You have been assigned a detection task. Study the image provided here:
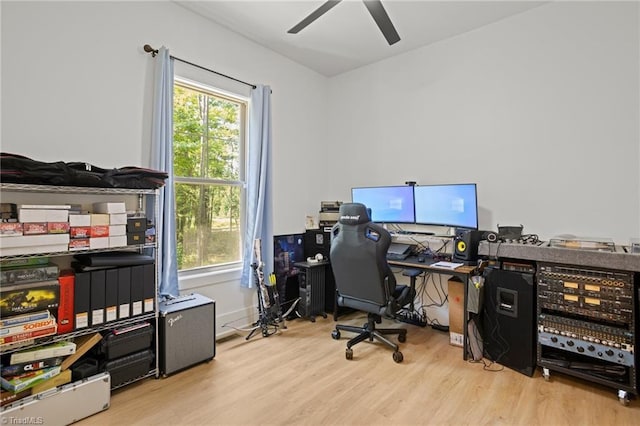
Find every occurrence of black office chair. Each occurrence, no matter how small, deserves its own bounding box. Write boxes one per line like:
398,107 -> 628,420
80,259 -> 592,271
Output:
329,203 -> 414,363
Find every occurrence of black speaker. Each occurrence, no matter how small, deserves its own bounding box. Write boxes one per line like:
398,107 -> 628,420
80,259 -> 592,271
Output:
304,229 -> 331,259
452,230 -> 483,263
482,268 -> 536,376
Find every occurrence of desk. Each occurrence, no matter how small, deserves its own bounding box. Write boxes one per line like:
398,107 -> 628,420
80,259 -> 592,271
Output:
388,256 -> 477,360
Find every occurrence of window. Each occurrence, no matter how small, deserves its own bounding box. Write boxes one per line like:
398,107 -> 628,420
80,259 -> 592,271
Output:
173,79 -> 246,271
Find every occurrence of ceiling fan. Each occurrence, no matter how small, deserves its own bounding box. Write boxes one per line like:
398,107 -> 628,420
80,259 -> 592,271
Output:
287,0 -> 401,46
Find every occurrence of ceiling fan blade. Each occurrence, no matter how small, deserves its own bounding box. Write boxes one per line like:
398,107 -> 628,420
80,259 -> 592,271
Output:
288,0 -> 342,34
363,0 -> 400,45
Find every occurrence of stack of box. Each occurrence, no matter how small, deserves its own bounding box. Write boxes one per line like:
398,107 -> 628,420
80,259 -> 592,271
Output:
0,333 -> 104,407
126,216 -> 146,246
0,205 -> 71,255
0,260 -> 62,349
92,202 -> 127,248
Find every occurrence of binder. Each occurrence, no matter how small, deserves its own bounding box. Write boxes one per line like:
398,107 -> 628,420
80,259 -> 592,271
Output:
130,265 -> 144,317
142,263 -> 155,313
74,271 -> 91,330
90,270 -> 106,326
105,268 -> 119,323
117,267 -> 131,319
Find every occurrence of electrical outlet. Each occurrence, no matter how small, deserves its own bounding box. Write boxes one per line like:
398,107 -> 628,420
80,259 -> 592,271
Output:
449,332 -> 464,347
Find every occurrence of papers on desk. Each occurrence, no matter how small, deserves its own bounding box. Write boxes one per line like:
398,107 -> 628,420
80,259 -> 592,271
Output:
431,261 -> 464,270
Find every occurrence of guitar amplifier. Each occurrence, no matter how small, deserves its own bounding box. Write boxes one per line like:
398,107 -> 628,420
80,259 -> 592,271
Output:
159,293 -> 216,376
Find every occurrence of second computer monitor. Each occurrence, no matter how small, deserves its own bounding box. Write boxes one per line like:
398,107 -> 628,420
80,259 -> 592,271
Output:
351,185 -> 415,224
414,183 -> 478,229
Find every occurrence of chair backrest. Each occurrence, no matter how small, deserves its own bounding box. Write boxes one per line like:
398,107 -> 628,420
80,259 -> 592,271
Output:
330,203 -> 395,314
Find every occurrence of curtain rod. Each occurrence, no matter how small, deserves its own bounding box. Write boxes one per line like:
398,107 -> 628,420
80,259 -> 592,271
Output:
144,44 -> 257,90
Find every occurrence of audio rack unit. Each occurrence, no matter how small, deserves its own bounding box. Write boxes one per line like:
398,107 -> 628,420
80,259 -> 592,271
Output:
536,262 -> 637,405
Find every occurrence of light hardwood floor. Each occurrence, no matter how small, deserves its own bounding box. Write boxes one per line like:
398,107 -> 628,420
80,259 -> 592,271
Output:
78,312 -> 638,425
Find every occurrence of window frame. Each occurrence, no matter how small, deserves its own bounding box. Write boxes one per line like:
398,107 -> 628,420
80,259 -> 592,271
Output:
173,77 -> 248,277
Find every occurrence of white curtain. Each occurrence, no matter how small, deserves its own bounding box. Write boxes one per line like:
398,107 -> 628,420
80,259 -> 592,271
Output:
150,46 -> 179,297
241,85 -> 273,287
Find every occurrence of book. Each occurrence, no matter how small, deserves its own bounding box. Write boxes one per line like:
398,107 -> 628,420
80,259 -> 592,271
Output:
0,257 -> 50,268
0,280 -> 60,317
60,332 -> 103,371
1,357 -> 64,378
0,310 -> 50,328
0,263 -> 59,285
431,261 -> 464,270
18,204 -> 72,210
1,316 -> 56,337
0,319 -> 57,346
0,366 -> 61,392
10,341 -> 76,364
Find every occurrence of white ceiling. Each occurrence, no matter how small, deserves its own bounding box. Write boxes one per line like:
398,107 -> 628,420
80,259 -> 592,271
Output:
175,0 -> 546,77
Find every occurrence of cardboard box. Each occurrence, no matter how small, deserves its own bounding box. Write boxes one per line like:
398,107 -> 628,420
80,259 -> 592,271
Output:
448,277 -> 465,347
126,218 -> 145,232
109,235 -> 127,248
90,225 -> 109,238
68,213 -> 91,227
109,214 -> 127,225
126,232 -> 145,246
18,209 -> 69,223
22,223 -> 47,235
108,225 -> 126,236
0,234 -> 70,249
89,237 -> 109,250
90,214 -> 109,226
0,222 -> 23,236
68,238 -> 90,251
70,227 -> 91,239
57,272 -> 74,334
47,222 -> 70,234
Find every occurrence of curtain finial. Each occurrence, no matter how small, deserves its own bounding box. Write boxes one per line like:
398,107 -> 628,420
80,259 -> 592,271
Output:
144,44 -> 159,57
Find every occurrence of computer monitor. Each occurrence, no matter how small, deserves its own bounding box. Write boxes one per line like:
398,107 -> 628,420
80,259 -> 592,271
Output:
351,185 -> 415,224
414,183 -> 478,229
273,234 -> 305,278
273,233 -> 305,313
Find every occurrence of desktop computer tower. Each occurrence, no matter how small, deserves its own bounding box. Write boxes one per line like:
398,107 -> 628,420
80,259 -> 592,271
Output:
297,264 -> 326,321
304,229 -> 336,314
482,267 -> 536,376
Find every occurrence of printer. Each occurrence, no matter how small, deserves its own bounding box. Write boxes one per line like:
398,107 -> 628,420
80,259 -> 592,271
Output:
319,201 -> 342,229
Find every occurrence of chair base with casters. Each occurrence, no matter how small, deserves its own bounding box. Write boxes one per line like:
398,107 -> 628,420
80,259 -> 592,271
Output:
331,313 -> 407,363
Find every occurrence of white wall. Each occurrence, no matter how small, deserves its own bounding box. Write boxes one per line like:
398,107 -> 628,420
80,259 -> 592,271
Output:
1,1 -> 329,336
326,1 -> 640,245
2,1 -> 639,334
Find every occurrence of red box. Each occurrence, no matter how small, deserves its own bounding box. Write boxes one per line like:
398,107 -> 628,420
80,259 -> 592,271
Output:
0,222 -> 23,236
48,222 -> 70,234
90,225 -> 109,238
22,222 -> 47,235
70,227 -> 91,239
57,272 -> 75,334
69,239 -> 90,251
